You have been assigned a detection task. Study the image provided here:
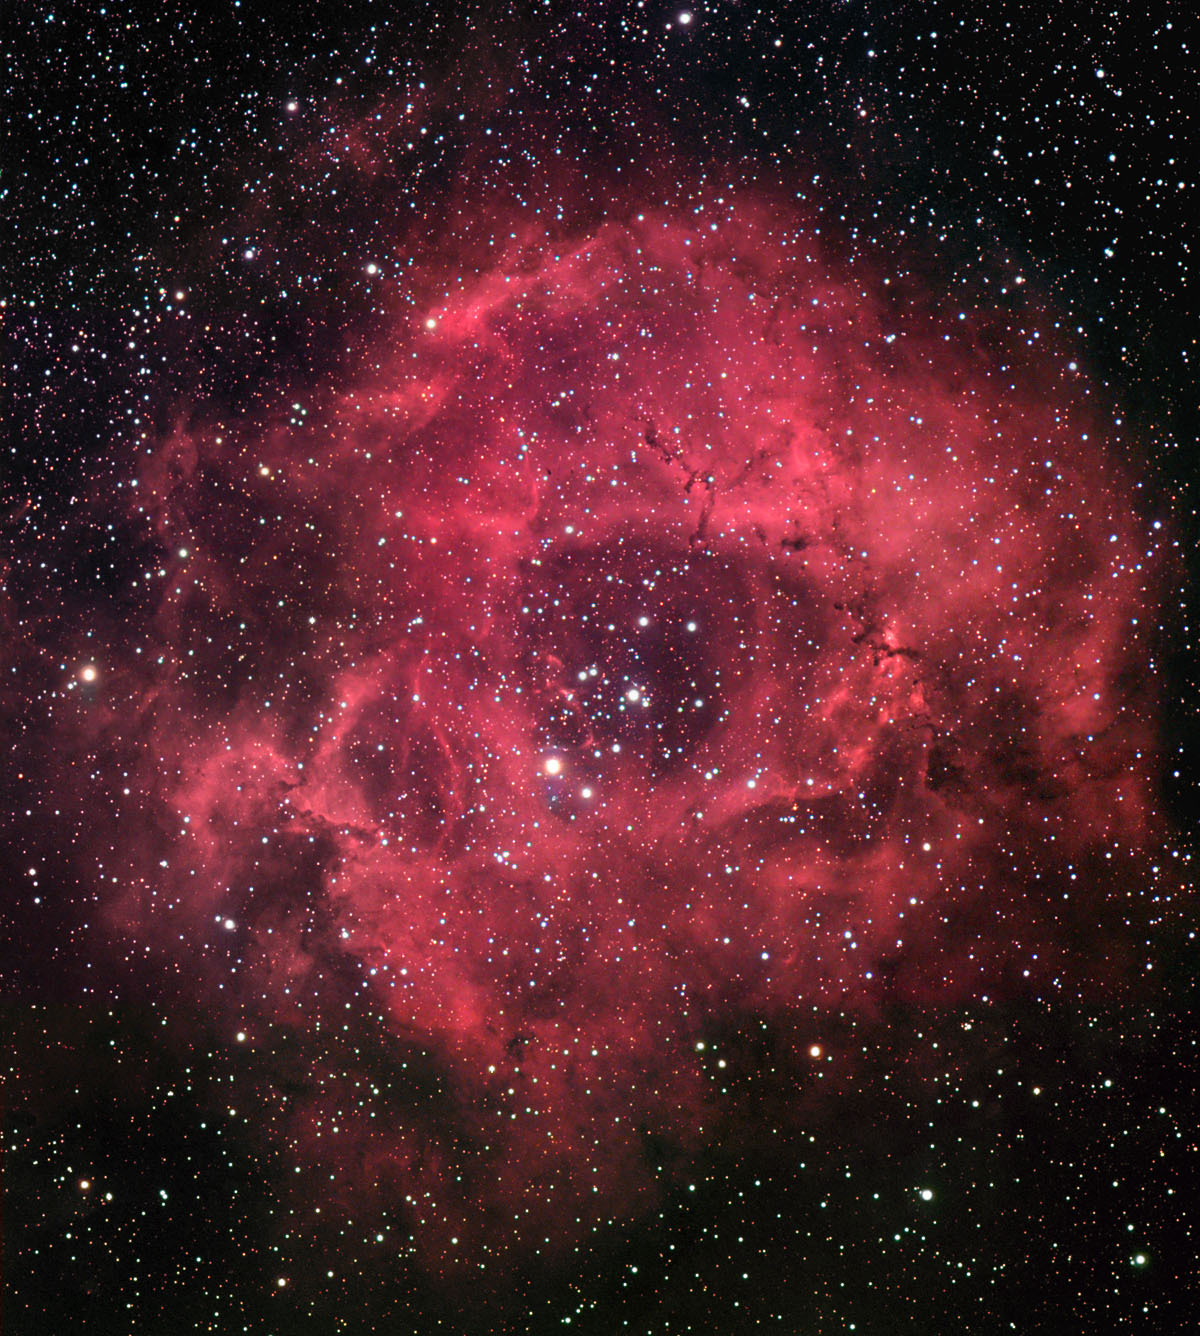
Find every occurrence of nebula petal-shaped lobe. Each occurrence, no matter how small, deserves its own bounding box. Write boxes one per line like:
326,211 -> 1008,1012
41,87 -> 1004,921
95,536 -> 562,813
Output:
114,189 -> 1164,1274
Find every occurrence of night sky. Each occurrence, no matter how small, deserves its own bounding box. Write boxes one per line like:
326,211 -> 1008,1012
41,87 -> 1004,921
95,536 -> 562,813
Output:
3,3 -> 1197,1333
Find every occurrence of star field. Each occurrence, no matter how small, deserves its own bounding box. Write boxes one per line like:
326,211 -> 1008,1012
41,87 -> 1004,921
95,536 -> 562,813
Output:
3,3 -> 1197,1334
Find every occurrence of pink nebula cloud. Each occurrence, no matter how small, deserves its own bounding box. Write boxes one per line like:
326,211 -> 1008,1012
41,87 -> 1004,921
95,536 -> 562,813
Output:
108,183 -> 1167,1280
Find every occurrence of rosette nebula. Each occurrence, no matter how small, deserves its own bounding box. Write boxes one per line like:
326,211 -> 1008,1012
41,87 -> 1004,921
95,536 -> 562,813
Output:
92,188 -> 1165,1279
8,33 -> 1192,1314
11,0 -> 1200,1325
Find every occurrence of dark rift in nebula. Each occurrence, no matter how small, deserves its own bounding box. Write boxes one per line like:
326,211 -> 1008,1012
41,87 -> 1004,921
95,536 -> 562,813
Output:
100,172 -> 1165,1277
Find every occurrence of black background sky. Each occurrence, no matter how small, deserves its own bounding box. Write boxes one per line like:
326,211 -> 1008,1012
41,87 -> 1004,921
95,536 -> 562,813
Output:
4,3 -> 1197,1333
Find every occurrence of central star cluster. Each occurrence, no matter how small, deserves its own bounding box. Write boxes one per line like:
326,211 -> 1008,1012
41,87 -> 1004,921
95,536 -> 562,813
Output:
116,193 -> 1161,1273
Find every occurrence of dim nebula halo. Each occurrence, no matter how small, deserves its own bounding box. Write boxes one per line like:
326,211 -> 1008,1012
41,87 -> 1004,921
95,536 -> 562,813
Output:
123,190 -> 1162,1272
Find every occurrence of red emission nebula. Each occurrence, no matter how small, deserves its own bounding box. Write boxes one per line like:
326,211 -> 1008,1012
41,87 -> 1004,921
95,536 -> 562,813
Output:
106,186 -> 1164,1277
